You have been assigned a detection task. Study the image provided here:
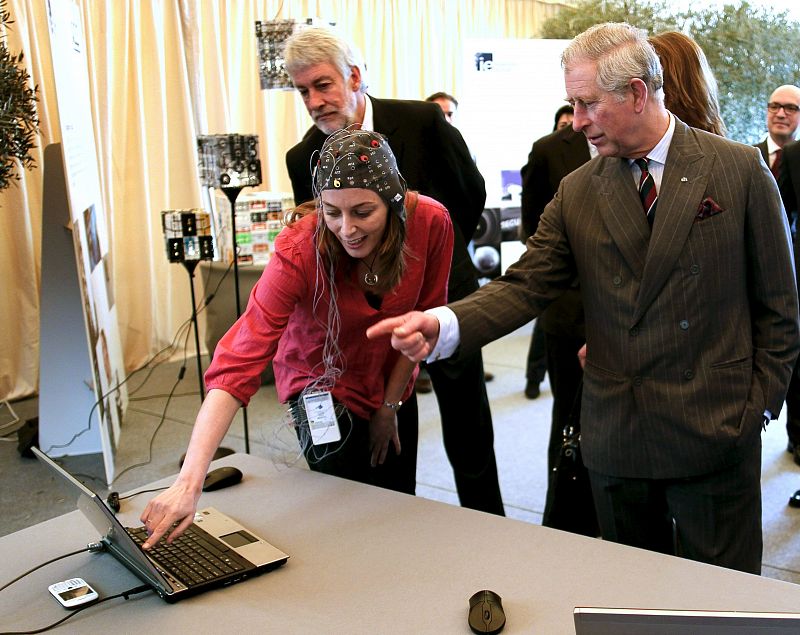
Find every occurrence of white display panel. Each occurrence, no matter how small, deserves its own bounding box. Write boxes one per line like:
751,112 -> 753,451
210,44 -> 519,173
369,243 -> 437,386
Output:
42,0 -> 127,482
460,38 -> 571,208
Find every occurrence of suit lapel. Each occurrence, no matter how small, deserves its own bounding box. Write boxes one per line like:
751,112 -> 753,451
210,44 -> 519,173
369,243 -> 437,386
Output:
371,96 -> 405,164
755,140 -> 769,166
596,158 -> 650,278
633,122 -> 711,324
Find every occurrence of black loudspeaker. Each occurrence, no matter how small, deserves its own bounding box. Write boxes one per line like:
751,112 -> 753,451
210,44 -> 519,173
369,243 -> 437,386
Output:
161,210 -> 215,263
472,208 -> 502,279
197,134 -> 262,189
255,19 -> 296,90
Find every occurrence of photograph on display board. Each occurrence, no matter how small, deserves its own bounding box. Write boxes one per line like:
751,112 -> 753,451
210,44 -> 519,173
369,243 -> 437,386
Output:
97,329 -> 111,385
83,204 -> 102,272
71,220 -> 97,343
102,253 -> 115,309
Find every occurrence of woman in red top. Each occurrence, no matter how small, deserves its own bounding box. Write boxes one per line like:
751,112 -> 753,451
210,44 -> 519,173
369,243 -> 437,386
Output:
140,129 -> 453,548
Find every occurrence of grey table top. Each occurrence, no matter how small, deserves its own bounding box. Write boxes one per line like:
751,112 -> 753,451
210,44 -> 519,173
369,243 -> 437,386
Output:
3,453 -> 800,634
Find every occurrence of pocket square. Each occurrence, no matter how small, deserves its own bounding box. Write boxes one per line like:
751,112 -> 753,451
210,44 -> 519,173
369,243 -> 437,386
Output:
696,196 -> 725,220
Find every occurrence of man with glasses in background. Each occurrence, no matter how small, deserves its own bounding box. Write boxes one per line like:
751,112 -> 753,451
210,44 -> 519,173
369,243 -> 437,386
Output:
759,85 -> 800,468
755,85 -> 800,183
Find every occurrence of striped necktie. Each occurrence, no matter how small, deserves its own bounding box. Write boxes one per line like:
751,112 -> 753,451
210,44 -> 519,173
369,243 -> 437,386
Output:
634,157 -> 657,227
771,148 -> 783,181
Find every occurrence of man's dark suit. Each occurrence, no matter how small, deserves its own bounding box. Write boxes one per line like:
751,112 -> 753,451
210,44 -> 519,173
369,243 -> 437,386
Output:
755,139 -> 770,166
519,126 -> 596,535
778,140 -> 800,451
286,96 -> 504,515
449,119 -> 799,572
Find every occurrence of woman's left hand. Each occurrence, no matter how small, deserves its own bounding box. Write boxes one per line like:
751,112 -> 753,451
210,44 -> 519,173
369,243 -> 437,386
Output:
369,407 -> 401,467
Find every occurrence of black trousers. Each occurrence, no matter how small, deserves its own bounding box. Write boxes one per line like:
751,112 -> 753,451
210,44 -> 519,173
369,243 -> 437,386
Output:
427,350 -> 505,515
785,359 -> 800,446
525,320 -> 547,384
298,393 -> 419,496
588,439 -> 763,575
544,333 -> 585,473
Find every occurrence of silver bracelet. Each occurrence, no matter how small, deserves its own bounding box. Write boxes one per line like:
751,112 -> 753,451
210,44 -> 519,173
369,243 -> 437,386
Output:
383,399 -> 403,410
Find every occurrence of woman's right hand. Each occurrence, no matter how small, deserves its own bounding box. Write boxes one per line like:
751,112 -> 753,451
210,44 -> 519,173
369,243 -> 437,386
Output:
137,389 -> 243,549
139,478 -> 204,550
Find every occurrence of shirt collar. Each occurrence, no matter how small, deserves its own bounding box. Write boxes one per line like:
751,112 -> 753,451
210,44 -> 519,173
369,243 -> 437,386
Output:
766,134 -> 782,156
360,94 -> 374,132
645,111 -> 675,166
627,112 -> 674,168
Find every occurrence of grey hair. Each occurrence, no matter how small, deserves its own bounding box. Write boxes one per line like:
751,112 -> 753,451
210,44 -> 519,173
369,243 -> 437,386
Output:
562,22 -> 663,100
283,26 -> 368,93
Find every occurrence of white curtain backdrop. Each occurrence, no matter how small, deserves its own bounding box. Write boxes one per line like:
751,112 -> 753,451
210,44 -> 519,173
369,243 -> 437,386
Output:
0,0 -> 566,400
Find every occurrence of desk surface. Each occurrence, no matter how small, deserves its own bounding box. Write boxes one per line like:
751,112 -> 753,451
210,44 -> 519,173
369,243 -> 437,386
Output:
3,453 -> 800,634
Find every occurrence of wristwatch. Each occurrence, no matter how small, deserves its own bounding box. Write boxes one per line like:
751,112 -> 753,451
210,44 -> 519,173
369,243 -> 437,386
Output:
383,400 -> 403,411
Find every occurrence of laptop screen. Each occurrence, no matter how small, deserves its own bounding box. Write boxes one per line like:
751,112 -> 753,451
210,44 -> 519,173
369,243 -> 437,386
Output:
32,447 -> 172,593
574,607 -> 800,634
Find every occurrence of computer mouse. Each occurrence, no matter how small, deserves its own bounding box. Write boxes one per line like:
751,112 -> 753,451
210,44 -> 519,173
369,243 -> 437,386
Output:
468,589 -> 506,634
202,467 -> 243,491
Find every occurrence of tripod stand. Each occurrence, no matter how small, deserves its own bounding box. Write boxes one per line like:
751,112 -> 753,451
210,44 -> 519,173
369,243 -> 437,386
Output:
161,209 -> 234,464
181,259 -> 205,402
222,185 -> 251,453
196,133 -> 263,454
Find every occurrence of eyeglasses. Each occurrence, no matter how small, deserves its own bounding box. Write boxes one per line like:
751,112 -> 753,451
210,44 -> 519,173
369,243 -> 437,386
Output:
767,102 -> 800,114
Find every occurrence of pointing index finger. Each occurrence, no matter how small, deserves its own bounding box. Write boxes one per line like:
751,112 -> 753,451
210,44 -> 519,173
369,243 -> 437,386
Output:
366,315 -> 407,339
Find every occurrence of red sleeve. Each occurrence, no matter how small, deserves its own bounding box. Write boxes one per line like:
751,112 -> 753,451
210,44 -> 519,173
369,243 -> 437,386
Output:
203,225 -> 310,406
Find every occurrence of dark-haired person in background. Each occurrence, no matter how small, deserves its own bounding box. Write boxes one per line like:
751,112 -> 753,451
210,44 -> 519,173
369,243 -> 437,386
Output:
520,105 -> 584,403
780,135 -> 800,506
519,104 -> 596,535
425,91 -> 458,124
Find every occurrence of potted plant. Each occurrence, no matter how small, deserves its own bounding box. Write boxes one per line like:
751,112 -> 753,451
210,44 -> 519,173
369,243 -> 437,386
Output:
0,0 -> 38,192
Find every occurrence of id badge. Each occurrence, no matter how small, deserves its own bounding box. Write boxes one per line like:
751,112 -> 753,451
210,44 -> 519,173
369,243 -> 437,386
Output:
302,391 -> 341,445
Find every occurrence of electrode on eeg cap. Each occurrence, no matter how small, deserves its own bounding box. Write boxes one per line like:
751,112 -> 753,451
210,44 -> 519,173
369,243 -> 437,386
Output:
313,128 -> 407,221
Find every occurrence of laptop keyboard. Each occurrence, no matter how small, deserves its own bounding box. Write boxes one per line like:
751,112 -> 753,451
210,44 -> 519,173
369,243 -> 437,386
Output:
127,524 -> 249,588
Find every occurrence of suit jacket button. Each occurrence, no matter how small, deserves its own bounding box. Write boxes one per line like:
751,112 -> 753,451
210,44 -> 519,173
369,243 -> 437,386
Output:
629,326 -> 639,337
683,369 -> 695,380
633,376 -> 642,386
690,264 -> 701,275
679,320 -> 689,330
613,275 -> 623,286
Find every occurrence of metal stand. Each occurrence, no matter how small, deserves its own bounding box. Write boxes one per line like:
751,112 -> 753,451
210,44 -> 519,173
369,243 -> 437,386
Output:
223,185 -> 250,453
182,260 -> 205,402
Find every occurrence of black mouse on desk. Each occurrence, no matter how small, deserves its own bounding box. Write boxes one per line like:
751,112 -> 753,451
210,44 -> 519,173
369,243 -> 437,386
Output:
468,589 -> 506,634
202,467 -> 243,491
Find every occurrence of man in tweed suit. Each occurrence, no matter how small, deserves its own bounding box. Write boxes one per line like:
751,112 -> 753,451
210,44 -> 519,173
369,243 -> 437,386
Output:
369,23 -> 799,574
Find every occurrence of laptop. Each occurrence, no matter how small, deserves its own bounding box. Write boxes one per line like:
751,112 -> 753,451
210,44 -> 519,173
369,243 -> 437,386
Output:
33,447 -> 288,602
574,607 -> 800,634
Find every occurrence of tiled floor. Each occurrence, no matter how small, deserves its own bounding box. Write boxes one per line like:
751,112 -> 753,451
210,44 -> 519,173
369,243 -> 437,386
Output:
3,322 -> 800,583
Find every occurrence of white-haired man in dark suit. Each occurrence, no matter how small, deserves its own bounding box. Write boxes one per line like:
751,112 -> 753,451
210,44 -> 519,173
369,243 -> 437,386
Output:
370,23 -> 799,574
